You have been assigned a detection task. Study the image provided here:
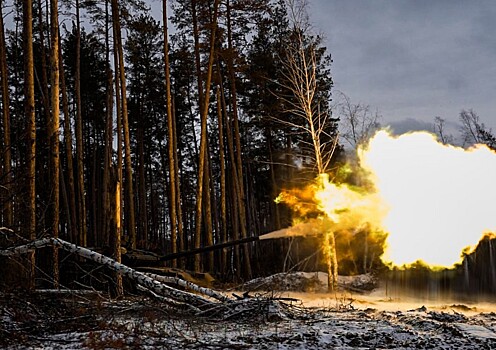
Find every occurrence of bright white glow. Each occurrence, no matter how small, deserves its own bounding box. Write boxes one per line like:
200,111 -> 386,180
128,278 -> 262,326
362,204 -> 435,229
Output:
359,130 -> 496,267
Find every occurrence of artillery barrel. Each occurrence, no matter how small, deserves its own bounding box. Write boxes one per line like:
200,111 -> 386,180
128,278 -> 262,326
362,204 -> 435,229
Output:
159,236 -> 260,262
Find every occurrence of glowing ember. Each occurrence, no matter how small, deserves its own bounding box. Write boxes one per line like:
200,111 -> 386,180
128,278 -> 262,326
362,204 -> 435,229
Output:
359,130 -> 496,268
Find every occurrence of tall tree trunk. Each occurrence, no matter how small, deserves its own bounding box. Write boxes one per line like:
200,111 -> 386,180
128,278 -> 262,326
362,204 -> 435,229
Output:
215,88 -> 226,276
113,28 -> 123,243
111,174 -> 123,296
111,0 -> 136,249
37,0 -> 50,123
59,31 -> 78,243
193,0 -> 220,272
163,0 -> 178,266
102,70 -> 113,247
171,98 -> 185,268
220,81 -> 240,279
226,0 -> 251,278
101,0 -> 113,249
203,145 -> 214,271
0,3 -> 12,228
23,0 -> 36,289
75,0 -> 87,246
266,129 -> 280,229
49,0 -> 60,288
137,127 -> 147,247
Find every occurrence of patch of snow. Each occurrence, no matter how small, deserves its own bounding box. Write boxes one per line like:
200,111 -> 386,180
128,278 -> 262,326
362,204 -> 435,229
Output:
455,323 -> 496,339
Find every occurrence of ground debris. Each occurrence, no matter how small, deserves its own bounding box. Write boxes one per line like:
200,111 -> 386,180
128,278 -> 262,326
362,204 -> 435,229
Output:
2,289 -> 496,349
240,271 -> 377,293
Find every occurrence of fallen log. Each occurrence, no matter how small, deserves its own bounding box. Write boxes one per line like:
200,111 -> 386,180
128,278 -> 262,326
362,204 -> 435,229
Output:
142,272 -> 230,302
0,238 -> 224,307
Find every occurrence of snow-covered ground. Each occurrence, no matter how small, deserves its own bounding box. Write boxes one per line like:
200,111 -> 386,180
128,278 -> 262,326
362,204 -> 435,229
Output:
2,273 -> 496,349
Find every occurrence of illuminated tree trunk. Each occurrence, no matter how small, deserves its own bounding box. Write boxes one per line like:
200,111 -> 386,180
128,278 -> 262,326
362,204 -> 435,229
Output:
113,24 -> 123,247
112,177 -> 123,296
193,0 -> 220,272
172,99 -> 185,268
325,231 -> 338,291
23,0 -> 36,289
49,0 -> 60,287
111,0 -> 137,249
281,0 -> 339,291
163,0 -> 178,266
101,0 -> 113,248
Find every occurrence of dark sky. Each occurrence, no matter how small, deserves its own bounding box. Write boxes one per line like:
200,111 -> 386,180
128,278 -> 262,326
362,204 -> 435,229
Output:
308,0 -> 496,134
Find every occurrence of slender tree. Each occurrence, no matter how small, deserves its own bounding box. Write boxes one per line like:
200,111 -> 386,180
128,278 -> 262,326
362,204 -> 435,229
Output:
112,0 -> 137,248
23,0 -> 36,289
216,87 -> 227,275
225,0 -> 252,278
163,0 -> 179,266
274,0 -> 339,289
193,0 -> 220,272
75,0 -> 87,246
59,30 -> 78,243
49,0 -> 60,287
0,1 -> 13,228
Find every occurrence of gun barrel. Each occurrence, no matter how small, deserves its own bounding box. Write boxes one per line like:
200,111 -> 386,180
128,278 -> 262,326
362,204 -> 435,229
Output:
159,236 -> 260,262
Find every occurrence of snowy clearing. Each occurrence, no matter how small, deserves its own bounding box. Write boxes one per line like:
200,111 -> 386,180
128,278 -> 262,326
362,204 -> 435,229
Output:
3,286 -> 496,349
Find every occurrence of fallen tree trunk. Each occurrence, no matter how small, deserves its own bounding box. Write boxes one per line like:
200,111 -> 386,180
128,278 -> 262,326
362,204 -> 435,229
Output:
0,238 -> 229,307
142,271 -> 229,302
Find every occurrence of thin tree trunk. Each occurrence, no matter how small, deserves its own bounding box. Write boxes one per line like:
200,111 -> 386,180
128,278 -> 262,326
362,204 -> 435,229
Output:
138,127 -> 147,247
37,0 -> 50,124
226,0 -> 251,278
203,145 -> 214,271
267,130 -> 280,229
111,0 -> 136,249
171,98 -> 185,268
0,3 -> 12,227
102,68 -> 113,247
191,0 -> 203,106
101,0 -> 113,248
75,0 -> 87,246
220,82 -> 240,279
113,177 -> 123,296
59,31 -> 78,243
23,0 -> 36,290
113,28 -> 123,242
216,87 -> 227,276
193,0 -> 220,272
162,0 -> 178,266
49,0 -> 60,288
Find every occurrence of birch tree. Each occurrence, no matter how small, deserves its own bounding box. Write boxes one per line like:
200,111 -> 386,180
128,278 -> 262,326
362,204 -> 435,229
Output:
278,0 -> 339,290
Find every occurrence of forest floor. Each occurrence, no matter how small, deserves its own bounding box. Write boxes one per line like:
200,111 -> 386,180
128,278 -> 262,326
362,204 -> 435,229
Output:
2,273 -> 496,349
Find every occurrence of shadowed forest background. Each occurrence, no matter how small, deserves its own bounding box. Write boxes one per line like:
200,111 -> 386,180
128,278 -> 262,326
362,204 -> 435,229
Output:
0,0 -> 495,293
